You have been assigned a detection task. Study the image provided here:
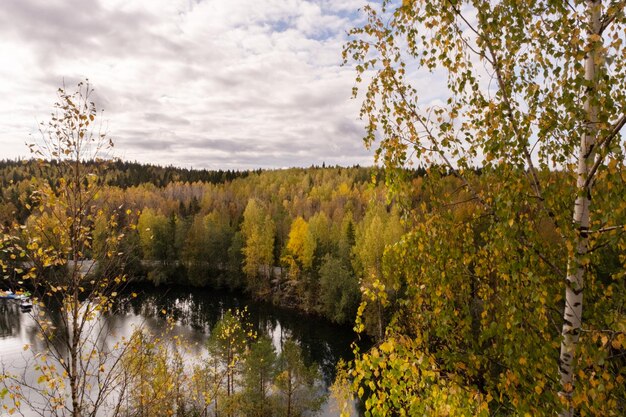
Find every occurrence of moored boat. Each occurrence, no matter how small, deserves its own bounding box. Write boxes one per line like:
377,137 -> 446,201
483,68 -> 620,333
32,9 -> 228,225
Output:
19,298 -> 33,311
1,289 -> 33,312
0,289 -> 16,299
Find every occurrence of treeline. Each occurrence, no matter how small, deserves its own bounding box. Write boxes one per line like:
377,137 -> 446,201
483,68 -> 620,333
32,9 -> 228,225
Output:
0,159 -> 249,190
0,159 -> 248,224
0,160 -> 426,328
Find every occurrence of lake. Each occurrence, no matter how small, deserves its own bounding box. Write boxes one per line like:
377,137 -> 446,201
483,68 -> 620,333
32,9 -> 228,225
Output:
0,285 -> 362,416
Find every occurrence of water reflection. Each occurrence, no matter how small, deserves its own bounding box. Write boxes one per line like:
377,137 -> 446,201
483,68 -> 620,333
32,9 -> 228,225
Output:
0,285 -> 363,416
0,300 -> 22,339
110,285 -> 358,385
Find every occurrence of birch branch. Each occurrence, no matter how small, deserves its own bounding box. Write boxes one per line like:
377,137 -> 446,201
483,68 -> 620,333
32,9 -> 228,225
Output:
585,112 -> 626,188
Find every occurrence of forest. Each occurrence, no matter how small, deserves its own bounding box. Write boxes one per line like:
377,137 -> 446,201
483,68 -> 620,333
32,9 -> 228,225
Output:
2,0 -> 626,416
2,152 -> 624,416
0,159 -> 423,330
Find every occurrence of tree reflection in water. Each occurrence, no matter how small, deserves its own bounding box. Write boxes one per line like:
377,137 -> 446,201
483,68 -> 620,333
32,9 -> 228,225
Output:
110,285 -> 359,385
0,301 -> 21,339
0,285 -> 363,416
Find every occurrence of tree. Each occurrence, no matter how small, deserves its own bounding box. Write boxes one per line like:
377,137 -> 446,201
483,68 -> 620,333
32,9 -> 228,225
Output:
273,340 -> 323,417
137,208 -> 168,261
136,208 -> 180,285
318,254 -> 359,324
204,210 -> 235,286
240,336 -> 277,417
0,81 -> 134,417
352,204 -> 403,339
206,309 -> 255,417
337,214 -> 356,266
344,1 -> 626,416
122,329 -> 180,417
240,199 -> 275,296
285,217 -> 316,271
352,204 -> 403,282
308,211 -> 335,258
226,231 -> 245,290
282,217 -> 317,308
182,214 -> 211,286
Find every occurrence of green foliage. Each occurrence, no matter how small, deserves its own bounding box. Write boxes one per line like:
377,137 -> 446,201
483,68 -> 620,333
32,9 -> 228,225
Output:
0,158 -> 249,190
116,309 -> 327,417
274,340 -> 324,417
239,336 -> 277,417
344,0 -> 626,415
319,254 -> 359,324
352,204 -> 404,337
206,308 -> 256,416
208,309 -> 254,368
181,213 -> 211,286
308,211 -> 335,257
2,155 -> 404,323
352,204 -> 403,283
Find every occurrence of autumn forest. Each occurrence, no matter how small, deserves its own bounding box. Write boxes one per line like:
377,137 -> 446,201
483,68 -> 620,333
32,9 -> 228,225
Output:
2,1 -> 626,416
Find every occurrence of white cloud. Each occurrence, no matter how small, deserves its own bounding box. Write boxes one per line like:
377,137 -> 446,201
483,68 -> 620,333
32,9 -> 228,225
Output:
0,0 -> 379,169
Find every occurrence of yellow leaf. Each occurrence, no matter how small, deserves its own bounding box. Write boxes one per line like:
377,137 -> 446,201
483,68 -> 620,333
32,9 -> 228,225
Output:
380,341 -> 394,353
611,335 -> 623,349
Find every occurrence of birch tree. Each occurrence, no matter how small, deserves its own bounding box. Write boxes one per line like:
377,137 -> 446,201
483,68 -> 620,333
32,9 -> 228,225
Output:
241,199 -> 275,295
0,81 -> 135,417
344,1 -> 626,415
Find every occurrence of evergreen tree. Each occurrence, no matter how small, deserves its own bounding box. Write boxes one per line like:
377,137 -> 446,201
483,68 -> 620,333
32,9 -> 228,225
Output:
240,336 -> 277,417
274,340 -> 323,417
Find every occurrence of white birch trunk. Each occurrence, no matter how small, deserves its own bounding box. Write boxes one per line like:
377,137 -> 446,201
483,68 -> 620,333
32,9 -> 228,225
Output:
558,1 -> 602,415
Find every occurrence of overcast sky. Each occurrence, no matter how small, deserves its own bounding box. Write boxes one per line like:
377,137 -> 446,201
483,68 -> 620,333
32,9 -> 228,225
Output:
0,0 -> 380,170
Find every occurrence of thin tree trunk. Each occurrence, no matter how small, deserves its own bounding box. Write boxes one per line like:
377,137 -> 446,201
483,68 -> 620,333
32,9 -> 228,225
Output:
71,306 -> 80,417
286,372 -> 292,417
213,358 -> 219,417
377,302 -> 383,341
558,1 -> 602,415
70,250 -> 81,417
227,344 -> 233,417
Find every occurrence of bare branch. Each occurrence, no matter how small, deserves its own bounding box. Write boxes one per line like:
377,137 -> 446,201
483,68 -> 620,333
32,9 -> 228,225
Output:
588,224 -> 626,234
585,112 -> 626,188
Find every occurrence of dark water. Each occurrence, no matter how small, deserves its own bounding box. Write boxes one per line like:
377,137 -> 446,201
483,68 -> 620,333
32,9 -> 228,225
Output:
114,285 -> 358,385
0,285 -> 361,416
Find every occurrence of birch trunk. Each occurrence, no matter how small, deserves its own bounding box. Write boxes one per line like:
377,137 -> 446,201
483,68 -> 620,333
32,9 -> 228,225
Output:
558,1 -> 602,415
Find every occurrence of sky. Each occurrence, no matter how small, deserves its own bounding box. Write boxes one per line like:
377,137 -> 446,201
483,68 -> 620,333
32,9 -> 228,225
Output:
0,0 -> 378,170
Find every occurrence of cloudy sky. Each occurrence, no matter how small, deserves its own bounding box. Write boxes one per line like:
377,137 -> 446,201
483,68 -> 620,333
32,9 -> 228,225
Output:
0,0 -> 378,170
